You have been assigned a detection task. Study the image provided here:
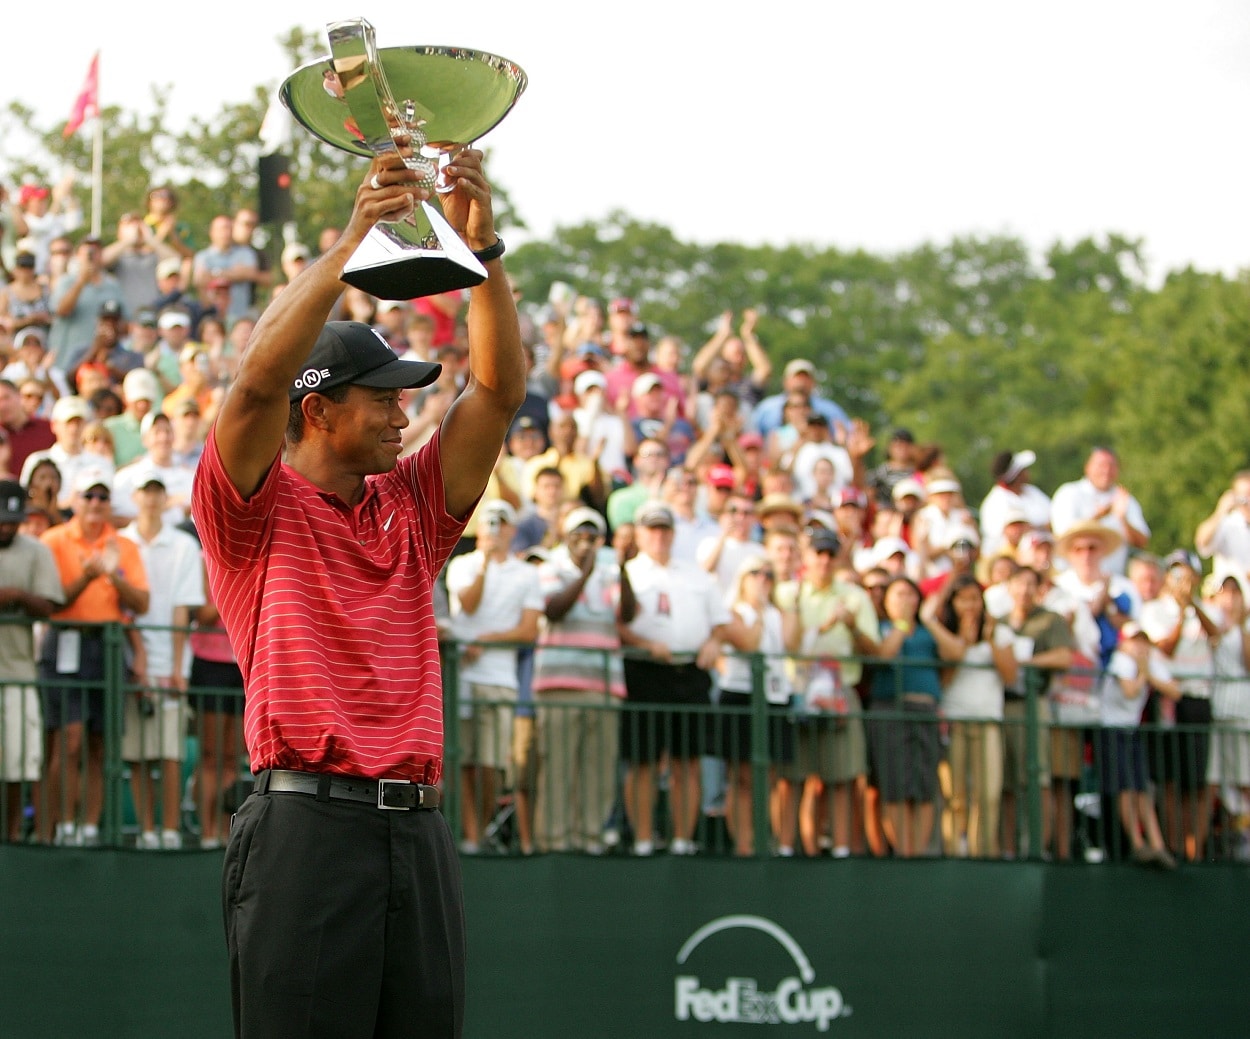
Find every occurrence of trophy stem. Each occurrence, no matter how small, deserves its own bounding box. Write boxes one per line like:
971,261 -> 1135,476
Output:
342,202 -> 487,300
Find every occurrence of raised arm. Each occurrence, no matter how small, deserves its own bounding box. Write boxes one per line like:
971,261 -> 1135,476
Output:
434,151 -> 525,519
211,157 -> 424,499
739,309 -> 772,387
690,310 -> 733,381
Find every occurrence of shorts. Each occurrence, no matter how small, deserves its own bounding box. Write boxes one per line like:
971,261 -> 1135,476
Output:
1206,719 -> 1250,787
1002,696 -> 1052,790
122,682 -> 187,763
620,658 -> 711,764
0,685 -> 42,782
869,699 -> 940,803
189,656 -> 245,717
715,690 -> 795,766
1050,726 -> 1086,782
1149,695 -> 1212,793
462,683 -> 516,771
38,627 -> 106,733
1099,728 -> 1148,794
786,714 -> 866,784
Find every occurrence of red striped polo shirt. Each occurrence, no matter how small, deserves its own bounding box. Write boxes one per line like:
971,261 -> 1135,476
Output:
190,430 -> 468,783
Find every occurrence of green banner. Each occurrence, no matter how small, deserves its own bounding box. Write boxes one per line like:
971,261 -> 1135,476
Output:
1,848 -> 1245,1038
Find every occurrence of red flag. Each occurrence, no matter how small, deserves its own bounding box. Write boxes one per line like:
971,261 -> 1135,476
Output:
63,53 -> 99,138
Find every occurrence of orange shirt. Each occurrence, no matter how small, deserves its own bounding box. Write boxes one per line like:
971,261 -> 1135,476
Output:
41,518 -> 149,623
161,383 -> 216,422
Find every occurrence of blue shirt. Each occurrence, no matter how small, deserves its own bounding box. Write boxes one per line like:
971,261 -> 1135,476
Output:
871,624 -> 942,701
751,392 -> 850,438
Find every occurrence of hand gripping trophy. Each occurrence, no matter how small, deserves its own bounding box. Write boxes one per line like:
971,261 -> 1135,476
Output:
281,17 -> 526,299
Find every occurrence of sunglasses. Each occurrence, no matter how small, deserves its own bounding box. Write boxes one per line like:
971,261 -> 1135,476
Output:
81,490 -> 110,502
749,568 -> 776,580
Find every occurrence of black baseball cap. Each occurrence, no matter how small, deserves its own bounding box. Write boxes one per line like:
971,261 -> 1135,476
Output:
290,321 -> 441,400
809,529 -> 842,554
0,481 -> 29,523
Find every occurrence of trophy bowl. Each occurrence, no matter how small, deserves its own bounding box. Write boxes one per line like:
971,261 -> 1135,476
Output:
280,19 -> 527,300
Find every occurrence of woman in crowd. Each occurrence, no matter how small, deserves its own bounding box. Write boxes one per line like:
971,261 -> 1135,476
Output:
1098,624 -> 1180,869
1204,575 -> 1250,854
81,422 -> 116,465
184,526 -> 246,850
24,457 -> 64,528
719,555 -> 800,856
0,252 -> 52,337
0,428 -> 15,483
870,576 -> 943,857
924,573 -> 1017,858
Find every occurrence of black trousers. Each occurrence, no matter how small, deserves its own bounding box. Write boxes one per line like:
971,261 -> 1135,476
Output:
223,786 -> 466,1039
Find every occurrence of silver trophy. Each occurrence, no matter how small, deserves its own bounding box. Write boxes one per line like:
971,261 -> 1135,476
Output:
280,18 -> 526,299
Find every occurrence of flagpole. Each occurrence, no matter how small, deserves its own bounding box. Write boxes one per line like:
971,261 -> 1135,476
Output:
64,51 -> 103,234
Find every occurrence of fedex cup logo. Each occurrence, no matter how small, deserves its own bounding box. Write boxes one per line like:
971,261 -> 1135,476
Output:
294,367 -> 333,391
675,915 -> 850,1031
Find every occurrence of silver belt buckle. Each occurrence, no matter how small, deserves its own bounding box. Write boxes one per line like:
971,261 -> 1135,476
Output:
377,778 -> 412,810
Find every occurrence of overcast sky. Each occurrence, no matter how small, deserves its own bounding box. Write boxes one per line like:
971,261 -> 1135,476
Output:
6,0 -> 1249,281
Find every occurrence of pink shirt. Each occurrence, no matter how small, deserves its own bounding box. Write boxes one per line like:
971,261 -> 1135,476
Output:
604,362 -> 687,419
191,430 -> 468,783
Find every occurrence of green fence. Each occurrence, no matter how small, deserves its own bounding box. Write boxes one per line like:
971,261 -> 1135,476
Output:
7,625 -> 1250,865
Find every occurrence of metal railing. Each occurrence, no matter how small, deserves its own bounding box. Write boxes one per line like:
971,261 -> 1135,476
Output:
5,623 -> 1248,865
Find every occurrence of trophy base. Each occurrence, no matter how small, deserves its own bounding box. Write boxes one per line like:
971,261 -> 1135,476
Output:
342,253 -> 488,300
341,202 -> 489,300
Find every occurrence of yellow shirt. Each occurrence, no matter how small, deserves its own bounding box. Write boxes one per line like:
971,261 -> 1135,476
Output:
522,448 -> 599,503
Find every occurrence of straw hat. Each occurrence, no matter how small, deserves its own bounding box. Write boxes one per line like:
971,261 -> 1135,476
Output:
1055,520 -> 1124,558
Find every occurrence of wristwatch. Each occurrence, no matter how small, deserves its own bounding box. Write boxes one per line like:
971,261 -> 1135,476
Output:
472,236 -> 505,263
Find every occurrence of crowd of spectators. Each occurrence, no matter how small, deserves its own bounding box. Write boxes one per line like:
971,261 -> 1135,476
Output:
1,174 -> 1248,866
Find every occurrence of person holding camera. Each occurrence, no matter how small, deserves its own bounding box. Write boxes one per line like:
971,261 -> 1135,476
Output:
446,500 -> 544,853
1196,471 -> 1250,589
101,213 -> 169,318
532,507 -> 623,852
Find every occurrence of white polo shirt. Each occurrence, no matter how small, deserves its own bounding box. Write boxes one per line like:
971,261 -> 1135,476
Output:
119,521 -> 205,678
624,553 -> 731,656
446,552 -> 544,689
1200,511 -> 1250,587
1050,478 -> 1150,574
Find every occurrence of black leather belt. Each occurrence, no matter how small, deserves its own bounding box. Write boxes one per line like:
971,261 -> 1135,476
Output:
258,769 -> 441,811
